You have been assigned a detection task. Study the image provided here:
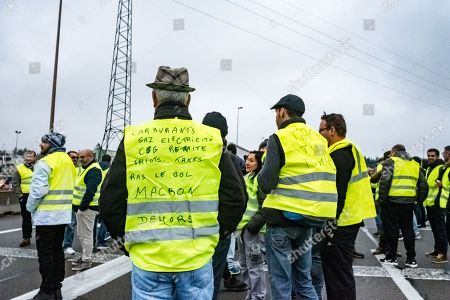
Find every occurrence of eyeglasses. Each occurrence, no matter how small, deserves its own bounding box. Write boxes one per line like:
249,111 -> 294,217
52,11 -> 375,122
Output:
318,127 -> 330,133
70,156 -> 79,160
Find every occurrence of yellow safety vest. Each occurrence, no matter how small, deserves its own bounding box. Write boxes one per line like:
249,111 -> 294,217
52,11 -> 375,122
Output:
424,165 -> 444,207
329,139 -> 376,226
237,173 -> 265,233
373,163 -> 383,201
72,162 -> 103,207
123,118 -> 223,272
35,152 -> 76,216
438,167 -> 449,209
263,122 -> 338,218
17,164 -> 33,194
388,157 -> 420,198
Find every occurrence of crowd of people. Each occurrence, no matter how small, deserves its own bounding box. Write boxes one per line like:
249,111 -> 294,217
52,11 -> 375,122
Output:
12,65 -> 450,300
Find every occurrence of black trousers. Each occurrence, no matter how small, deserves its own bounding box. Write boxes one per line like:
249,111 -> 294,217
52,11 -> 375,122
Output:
427,206 -> 448,253
35,225 -> 66,294
381,202 -> 415,260
446,211 -> 450,245
416,201 -> 427,227
19,194 -> 32,239
320,223 -> 360,300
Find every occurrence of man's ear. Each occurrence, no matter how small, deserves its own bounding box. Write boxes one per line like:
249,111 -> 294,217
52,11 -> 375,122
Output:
186,94 -> 191,108
152,90 -> 157,108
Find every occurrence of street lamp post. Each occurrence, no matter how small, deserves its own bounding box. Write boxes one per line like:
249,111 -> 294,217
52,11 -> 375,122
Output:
15,130 -> 21,156
49,0 -> 63,132
236,106 -> 243,145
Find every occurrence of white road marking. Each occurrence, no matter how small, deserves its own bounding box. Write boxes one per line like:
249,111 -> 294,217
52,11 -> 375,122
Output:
0,247 -> 120,264
361,227 -> 424,300
12,255 -> 131,300
0,228 -> 21,235
353,265 -> 450,281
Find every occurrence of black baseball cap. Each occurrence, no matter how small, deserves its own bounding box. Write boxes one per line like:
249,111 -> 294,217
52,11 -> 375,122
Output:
271,94 -> 305,116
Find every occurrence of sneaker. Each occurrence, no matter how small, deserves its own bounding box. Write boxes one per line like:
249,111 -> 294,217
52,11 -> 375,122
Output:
415,234 -> 422,240
353,250 -> 365,259
72,260 -> 92,271
71,257 -> 83,266
19,238 -> 31,247
398,235 -> 404,241
373,231 -> 380,236
223,276 -> 247,291
228,262 -> 241,275
96,244 -> 109,250
405,259 -> 418,268
426,250 -> 439,258
32,290 -> 54,300
64,247 -> 75,255
432,254 -> 448,264
380,257 -> 398,266
372,247 -> 385,255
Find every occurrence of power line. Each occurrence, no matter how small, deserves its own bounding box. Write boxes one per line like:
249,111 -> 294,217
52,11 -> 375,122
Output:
170,0 -> 449,112
282,0 -> 450,82
235,0 -> 450,96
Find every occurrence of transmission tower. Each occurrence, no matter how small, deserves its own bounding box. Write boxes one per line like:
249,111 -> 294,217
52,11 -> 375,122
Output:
101,0 -> 132,154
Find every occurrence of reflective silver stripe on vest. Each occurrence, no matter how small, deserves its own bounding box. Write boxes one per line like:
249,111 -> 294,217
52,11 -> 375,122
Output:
393,175 -> 418,180
73,195 -> 84,200
75,186 -> 86,192
127,200 -> 218,215
279,172 -> 336,185
40,199 -> 73,205
390,185 -> 416,190
47,190 -> 73,195
125,226 -> 220,243
273,188 -> 337,202
350,171 -> 368,183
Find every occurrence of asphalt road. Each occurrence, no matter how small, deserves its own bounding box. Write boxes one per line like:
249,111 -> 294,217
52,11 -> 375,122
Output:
1,214 -> 450,300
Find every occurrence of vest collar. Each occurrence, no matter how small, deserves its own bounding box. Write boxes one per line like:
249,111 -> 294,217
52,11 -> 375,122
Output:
279,117 -> 305,129
154,101 -> 192,120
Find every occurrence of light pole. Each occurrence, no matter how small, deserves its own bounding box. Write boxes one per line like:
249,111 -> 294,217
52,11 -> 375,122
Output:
49,0 -> 63,132
15,130 -> 21,155
236,106 -> 243,145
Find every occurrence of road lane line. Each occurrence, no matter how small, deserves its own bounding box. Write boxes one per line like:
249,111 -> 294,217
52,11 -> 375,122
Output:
0,247 -> 120,263
0,228 -> 21,235
11,255 -> 131,300
361,227 -> 424,300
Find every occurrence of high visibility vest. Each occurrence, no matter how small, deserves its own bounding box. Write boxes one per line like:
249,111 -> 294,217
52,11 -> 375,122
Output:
237,174 -> 265,233
123,118 -> 223,272
72,162 -> 103,207
424,165 -> 444,207
34,152 -> 76,222
263,122 -> 338,218
388,157 -> 420,198
329,139 -> 376,226
438,167 -> 449,209
17,164 -> 33,194
373,163 -> 383,201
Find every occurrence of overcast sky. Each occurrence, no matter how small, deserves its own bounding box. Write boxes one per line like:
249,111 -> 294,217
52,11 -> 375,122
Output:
0,0 -> 449,158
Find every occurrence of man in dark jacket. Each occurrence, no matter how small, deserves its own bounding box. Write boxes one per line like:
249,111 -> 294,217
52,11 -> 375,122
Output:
99,66 -> 246,299
202,111 -> 248,299
379,144 -> 428,268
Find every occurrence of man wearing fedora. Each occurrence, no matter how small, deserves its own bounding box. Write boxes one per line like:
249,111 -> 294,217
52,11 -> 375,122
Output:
99,66 -> 246,299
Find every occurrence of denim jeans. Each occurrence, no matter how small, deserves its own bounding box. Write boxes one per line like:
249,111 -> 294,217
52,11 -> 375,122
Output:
131,261 -> 214,300
63,211 -> 76,249
310,228 -> 324,300
95,215 -> 109,246
266,225 -> 318,300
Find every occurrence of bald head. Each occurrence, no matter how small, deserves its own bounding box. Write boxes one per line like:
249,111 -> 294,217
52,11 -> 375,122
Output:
79,149 -> 95,167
